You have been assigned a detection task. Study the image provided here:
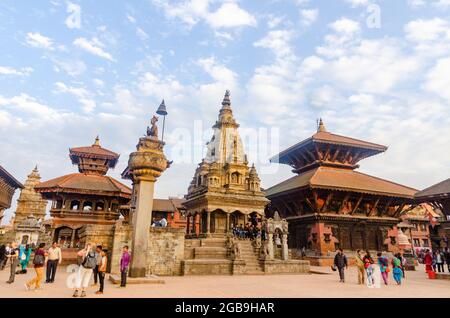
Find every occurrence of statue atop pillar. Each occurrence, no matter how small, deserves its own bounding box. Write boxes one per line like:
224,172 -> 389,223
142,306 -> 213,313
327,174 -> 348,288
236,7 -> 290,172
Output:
146,115 -> 159,139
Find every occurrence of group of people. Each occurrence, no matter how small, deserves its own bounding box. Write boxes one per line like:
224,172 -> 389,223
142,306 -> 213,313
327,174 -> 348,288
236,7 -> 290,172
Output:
70,243 -> 131,297
1,240 -> 132,297
421,248 -> 450,273
0,242 -> 33,275
151,216 -> 168,228
0,242 -> 62,287
232,223 -> 263,240
334,249 -> 407,286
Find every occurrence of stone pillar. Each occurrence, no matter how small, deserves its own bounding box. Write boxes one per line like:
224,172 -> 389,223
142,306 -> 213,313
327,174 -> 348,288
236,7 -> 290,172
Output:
281,234 -> 289,261
127,136 -> 169,278
226,213 -> 230,233
267,233 -> 274,260
206,211 -> 211,236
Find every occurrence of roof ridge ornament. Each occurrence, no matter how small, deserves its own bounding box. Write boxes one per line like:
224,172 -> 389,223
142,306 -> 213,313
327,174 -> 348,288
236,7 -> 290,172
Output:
317,118 -> 327,133
93,135 -> 101,147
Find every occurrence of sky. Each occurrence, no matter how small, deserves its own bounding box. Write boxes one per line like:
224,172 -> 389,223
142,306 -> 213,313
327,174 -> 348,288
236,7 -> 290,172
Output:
1,0 -> 450,224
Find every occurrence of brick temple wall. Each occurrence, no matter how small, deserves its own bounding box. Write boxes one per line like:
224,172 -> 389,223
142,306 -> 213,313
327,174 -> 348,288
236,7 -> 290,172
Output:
110,223 -> 185,276
147,227 -> 185,276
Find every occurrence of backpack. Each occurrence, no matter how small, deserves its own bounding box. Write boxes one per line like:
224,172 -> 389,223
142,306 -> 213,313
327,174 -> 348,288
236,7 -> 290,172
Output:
33,252 -> 45,266
82,251 -> 97,269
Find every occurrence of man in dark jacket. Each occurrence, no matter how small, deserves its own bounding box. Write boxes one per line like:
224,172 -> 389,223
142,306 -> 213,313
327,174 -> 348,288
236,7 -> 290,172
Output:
334,248 -> 348,283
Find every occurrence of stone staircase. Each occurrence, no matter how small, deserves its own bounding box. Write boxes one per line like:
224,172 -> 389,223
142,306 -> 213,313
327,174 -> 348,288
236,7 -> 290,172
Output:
238,240 -> 264,275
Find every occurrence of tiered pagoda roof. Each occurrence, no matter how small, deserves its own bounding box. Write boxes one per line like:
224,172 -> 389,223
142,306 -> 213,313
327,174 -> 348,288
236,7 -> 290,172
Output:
267,120 -> 416,199
36,137 -> 131,199
266,166 -> 417,198
36,173 -> 131,198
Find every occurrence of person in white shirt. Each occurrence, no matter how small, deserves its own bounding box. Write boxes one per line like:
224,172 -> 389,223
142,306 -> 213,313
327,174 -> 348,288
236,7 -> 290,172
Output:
46,242 -> 62,283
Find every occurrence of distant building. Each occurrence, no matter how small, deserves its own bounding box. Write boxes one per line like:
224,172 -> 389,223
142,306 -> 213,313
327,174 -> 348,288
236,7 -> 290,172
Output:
415,177 -> 450,249
0,165 -> 23,224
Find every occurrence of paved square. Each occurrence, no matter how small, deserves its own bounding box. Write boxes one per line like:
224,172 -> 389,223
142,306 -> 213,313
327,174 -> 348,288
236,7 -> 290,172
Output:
0,264 -> 449,298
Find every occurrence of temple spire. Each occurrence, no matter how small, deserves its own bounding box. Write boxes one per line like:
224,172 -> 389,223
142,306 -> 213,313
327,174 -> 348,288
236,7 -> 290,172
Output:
317,118 -> 327,133
93,135 -> 100,146
221,90 -> 231,109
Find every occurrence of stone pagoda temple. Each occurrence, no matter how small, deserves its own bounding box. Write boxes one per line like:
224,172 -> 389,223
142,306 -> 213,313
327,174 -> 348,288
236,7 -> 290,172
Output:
35,137 -> 131,250
266,120 -> 417,265
184,90 -> 269,237
13,166 -> 47,227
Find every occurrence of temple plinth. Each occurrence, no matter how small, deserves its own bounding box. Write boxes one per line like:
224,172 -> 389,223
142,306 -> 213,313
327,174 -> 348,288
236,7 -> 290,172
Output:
126,127 -> 169,278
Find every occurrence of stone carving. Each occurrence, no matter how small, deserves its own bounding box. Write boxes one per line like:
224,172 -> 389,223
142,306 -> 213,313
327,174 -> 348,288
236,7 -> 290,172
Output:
146,115 -> 159,139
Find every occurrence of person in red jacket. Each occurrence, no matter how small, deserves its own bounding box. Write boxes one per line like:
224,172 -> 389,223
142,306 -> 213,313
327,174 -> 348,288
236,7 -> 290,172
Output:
424,249 -> 433,273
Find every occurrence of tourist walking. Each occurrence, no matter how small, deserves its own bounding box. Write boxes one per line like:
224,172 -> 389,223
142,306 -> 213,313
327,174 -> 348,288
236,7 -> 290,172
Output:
363,251 -> 375,287
46,242 -> 62,283
6,242 -> 20,284
96,249 -> 108,295
424,249 -> 433,273
73,243 -> 97,297
19,244 -> 32,274
355,250 -> 365,285
0,244 -> 7,270
120,245 -> 131,287
444,247 -> 450,273
377,252 -> 389,285
392,255 -> 403,285
25,243 -> 47,291
333,248 -> 348,283
92,245 -> 103,287
434,250 -> 445,273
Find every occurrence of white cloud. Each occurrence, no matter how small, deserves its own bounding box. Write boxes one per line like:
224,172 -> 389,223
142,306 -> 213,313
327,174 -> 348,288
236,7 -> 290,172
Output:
52,58 -> 87,77
136,27 -> 150,41
25,32 -> 54,50
300,9 -> 318,27
0,66 -> 33,76
206,2 -> 257,29
424,57 -> 450,101
54,82 -> 96,113
152,0 -> 256,29
73,37 -> 115,62
254,30 -> 294,59
330,18 -> 360,34
0,94 -> 62,119
405,18 -> 450,42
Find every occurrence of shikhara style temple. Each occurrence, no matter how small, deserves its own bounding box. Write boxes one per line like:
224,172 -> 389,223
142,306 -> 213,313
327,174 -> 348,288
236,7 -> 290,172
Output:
184,91 -> 269,237
35,137 -> 131,249
266,120 -> 417,264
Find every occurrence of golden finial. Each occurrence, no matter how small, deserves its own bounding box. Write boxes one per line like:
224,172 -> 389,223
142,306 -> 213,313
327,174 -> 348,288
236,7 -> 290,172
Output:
317,118 -> 327,133
94,135 -> 100,146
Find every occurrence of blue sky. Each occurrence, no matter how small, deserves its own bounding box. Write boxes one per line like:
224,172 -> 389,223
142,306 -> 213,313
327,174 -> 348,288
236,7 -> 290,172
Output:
1,0 -> 450,223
